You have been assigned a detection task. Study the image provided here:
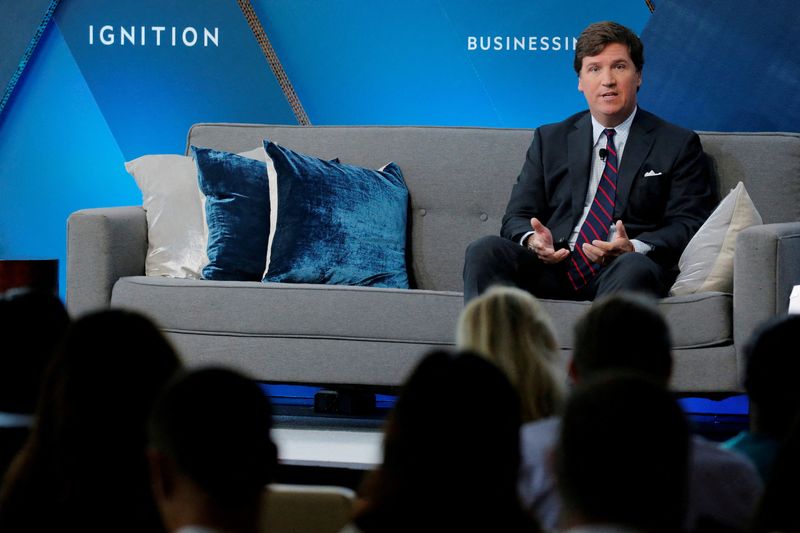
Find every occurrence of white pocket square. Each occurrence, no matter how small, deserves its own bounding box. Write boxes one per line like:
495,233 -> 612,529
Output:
644,170 -> 663,177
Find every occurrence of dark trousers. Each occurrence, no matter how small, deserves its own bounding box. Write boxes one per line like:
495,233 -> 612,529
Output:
463,235 -> 674,303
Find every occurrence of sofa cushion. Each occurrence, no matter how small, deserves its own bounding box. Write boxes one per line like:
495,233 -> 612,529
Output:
538,292 -> 733,350
110,276 -> 731,353
111,277 -> 461,345
193,146 -> 270,281
263,140 -> 410,288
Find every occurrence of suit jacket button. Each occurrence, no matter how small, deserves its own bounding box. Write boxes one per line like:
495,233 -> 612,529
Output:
480,213 -> 488,222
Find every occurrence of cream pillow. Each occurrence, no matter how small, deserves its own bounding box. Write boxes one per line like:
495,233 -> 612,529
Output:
670,182 -> 762,295
126,155 -> 207,278
125,147 -> 265,278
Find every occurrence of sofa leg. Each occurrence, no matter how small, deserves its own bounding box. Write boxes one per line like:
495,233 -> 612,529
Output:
314,389 -> 376,416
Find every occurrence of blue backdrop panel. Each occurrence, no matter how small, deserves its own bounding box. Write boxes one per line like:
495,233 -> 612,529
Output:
0,0 -> 652,299
639,0 -> 800,132
0,0 -> 57,116
54,0 -> 298,158
251,0 -> 651,127
0,22 -> 137,291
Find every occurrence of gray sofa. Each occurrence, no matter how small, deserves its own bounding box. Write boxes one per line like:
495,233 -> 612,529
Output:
67,124 -> 800,393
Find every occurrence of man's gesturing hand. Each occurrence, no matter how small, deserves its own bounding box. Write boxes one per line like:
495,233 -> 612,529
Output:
527,218 -> 569,264
581,220 -> 635,265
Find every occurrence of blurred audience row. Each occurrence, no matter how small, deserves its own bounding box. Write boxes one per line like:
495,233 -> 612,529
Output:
0,291 -> 270,532
0,287 -> 797,533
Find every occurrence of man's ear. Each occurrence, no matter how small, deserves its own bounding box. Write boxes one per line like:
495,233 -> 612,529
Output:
147,448 -> 174,500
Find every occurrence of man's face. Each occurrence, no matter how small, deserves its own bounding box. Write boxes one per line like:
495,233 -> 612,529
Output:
578,42 -> 642,127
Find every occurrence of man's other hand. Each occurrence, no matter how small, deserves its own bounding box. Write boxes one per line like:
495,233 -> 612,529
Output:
582,220 -> 635,265
527,218 -> 569,264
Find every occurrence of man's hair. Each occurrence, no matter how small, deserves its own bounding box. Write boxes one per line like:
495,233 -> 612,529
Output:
743,314 -> 800,438
556,373 -> 689,532
574,21 -> 644,74
148,367 -> 277,506
573,292 -> 672,383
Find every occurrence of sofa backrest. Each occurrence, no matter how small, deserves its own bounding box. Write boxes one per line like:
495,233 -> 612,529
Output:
187,124 -> 800,292
698,132 -> 800,224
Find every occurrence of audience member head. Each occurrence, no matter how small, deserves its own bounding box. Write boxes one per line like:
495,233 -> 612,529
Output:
36,309 -> 182,448
574,20 -> 644,75
355,350 -> 538,532
0,309 -> 182,532
456,285 -> 565,422
556,372 -> 690,533
572,292 -> 672,384
0,290 -> 70,415
749,411 -> 800,533
148,367 -> 276,533
743,314 -> 800,439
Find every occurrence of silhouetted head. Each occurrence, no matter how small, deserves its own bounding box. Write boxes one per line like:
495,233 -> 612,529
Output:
0,290 -> 70,414
39,310 -> 182,453
357,350 -> 535,531
0,309 -> 182,531
743,314 -> 800,439
572,292 -> 672,384
148,367 -> 277,508
556,372 -> 689,532
750,411 -> 800,533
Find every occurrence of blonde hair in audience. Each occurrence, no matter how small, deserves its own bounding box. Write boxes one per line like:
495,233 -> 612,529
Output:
457,286 -> 565,422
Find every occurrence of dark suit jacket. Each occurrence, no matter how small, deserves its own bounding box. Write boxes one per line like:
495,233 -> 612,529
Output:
501,108 -> 716,269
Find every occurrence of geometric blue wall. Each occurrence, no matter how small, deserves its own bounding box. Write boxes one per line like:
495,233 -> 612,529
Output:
1,0 -> 652,299
639,0 -> 800,132
1,0 -> 795,301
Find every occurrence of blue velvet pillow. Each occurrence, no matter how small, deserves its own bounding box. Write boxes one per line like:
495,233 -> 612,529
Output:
192,146 -> 269,281
263,140 -> 409,288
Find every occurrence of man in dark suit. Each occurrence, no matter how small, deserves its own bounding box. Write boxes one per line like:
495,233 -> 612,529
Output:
463,21 -> 715,302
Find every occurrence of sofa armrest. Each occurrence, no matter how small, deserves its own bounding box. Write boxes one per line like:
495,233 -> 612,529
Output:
734,222 -> 800,380
67,206 -> 147,317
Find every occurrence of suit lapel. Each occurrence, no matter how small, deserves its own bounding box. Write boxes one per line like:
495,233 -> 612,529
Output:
568,113 -> 593,226
615,109 -> 656,217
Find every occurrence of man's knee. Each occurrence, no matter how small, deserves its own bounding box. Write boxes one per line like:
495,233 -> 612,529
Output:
463,236 -> 526,302
465,235 -> 510,263
597,253 -> 668,297
613,252 -> 658,272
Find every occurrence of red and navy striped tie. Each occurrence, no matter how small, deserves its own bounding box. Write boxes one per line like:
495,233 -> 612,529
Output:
567,128 -> 618,291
